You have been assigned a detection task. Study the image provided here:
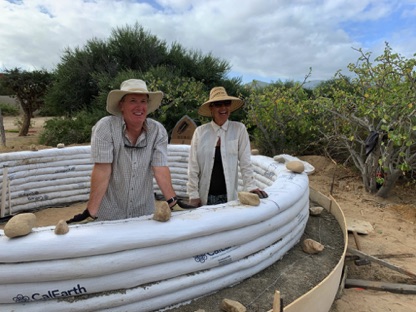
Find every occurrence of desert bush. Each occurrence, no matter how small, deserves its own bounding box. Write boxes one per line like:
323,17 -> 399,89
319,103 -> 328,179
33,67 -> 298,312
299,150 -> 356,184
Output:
39,109 -> 106,146
0,103 -> 20,116
244,79 -> 323,156
313,43 -> 416,197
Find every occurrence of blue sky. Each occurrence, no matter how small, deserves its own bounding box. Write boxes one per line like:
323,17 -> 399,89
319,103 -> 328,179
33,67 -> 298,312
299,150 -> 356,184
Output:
1,0 -> 415,84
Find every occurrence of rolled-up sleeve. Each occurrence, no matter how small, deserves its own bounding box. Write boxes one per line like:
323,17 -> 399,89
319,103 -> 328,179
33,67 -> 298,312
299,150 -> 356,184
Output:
91,117 -> 114,163
151,123 -> 169,167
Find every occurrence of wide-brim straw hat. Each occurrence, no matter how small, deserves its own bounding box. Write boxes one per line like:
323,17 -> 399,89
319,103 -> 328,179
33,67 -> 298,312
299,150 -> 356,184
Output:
106,79 -> 164,115
198,87 -> 244,117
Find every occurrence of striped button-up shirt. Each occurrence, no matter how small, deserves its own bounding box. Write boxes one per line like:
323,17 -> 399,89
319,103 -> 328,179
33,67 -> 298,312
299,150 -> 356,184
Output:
91,115 -> 168,220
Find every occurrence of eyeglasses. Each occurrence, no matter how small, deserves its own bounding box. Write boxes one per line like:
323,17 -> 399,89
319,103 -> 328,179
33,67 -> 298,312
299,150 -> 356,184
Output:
124,135 -> 147,149
210,100 -> 232,108
123,127 -> 147,149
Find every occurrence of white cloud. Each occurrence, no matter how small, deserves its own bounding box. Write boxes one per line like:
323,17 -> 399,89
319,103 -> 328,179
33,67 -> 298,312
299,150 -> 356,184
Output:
1,0 -> 415,83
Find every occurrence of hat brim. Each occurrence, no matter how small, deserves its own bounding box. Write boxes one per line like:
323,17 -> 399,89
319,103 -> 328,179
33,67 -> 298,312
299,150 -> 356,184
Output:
198,96 -> 244,117
106,90 -> 164,115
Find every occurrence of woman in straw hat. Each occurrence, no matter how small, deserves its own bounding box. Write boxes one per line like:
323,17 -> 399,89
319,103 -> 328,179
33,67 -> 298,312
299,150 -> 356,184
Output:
68,79 -> 180,222
187,87 -> 268,206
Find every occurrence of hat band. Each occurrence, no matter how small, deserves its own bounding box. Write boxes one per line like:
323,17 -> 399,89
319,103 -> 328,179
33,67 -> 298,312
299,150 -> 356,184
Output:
210,91 -> 227,99
122,88 -> 149,92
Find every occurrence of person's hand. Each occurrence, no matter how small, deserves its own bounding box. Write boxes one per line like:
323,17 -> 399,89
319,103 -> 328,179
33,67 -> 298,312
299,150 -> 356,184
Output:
170,199 -> 199,211
177,199 -> 198,209
66,209 -> 97,224
188,198 -> 202,207
250,188 -> 268,199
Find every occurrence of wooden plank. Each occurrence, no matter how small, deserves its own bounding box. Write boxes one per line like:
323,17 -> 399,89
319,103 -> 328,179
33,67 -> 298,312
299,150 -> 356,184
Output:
347,247 -> 416,279
346,217 -> 374,234
372,253 -> 415,259
1,166 -> 8,218
345,279 -> 416,294
346,253 -> 415,260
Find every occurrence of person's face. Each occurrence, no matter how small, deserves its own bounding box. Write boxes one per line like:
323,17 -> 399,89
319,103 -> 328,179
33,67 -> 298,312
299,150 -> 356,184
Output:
209,100 -> 232,126
119,94 -> 149,124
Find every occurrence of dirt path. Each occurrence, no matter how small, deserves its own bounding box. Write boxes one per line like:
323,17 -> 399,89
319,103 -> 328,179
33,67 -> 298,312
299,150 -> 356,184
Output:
0,116 -> 52,151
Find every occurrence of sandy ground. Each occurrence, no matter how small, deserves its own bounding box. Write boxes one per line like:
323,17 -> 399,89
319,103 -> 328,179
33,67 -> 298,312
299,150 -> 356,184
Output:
303,156 -> 416,312
1,116 -> 416,311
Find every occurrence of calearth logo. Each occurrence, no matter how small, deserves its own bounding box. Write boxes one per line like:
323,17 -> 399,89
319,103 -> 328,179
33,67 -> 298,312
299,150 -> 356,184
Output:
13,284 -> 87,302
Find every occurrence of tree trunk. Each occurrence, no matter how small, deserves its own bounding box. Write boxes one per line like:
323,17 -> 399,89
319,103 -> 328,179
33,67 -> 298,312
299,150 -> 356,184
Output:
18,112 -> 31,136
364,150 -> 381,193
0,110 -> 6,146
376,170 -> 402,198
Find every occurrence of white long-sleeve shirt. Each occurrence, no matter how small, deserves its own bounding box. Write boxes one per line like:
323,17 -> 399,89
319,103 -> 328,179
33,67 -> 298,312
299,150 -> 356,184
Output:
187,120 -> 257,205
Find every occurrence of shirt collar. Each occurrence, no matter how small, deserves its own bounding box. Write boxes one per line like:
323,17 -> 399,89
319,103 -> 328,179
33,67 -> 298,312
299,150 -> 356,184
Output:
210,119 -> 229,131
122,118 -> 148,133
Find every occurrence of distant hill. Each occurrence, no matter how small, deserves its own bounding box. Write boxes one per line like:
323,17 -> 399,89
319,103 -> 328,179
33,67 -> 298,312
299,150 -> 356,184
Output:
303,80 -> 324,89
245,80 -> 270,88
245,79 -> 324,90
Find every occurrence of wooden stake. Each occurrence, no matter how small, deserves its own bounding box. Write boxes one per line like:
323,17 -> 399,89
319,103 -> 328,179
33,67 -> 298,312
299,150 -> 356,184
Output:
272,290 -> 283,312
345,279 -> 416,294
347,247 -> 416,279
352,231 -> 361,250
1,166 -> 8,218
8,179 -> 11,215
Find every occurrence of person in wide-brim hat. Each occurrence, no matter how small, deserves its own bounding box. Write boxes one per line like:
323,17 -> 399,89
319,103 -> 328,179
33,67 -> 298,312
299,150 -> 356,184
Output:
198,87 -> 244,117
66,78 -> 183,223
187,86 -> 268,208
106,79 -> 164,115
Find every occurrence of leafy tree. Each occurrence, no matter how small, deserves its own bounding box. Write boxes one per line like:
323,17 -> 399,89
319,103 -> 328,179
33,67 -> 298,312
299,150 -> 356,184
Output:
165,43 -> 231,89
244,74 -> 320,156
314,43 -> 416,197
44,39 -> 118,116
45,23 -> 235,117
45,23 -> 167,116
108,23 -> 168,71
2,68 -> 52,136
0,75 -> 14,95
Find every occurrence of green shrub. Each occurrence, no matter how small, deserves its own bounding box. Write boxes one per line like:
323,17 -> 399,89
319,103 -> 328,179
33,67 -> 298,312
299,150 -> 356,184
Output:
0,103 -> 20,116
39,109 -> 106,146
244,81 -> 322,157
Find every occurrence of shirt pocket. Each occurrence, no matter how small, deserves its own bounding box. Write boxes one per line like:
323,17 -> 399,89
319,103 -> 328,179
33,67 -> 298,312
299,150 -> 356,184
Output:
228,139 -> 239,156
